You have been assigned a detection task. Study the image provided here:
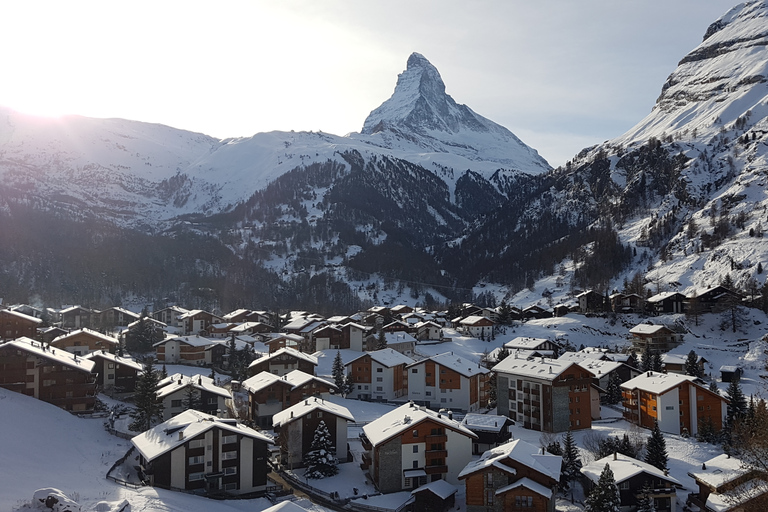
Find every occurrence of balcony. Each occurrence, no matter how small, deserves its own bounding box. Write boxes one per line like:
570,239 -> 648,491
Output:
359,432 -> 372,451
426,434 -> 447,443
425,464 -> 448,475
426,449 -> 447,458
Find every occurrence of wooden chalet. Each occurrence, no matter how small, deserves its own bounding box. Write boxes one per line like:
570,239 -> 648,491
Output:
1,308 -> 42,341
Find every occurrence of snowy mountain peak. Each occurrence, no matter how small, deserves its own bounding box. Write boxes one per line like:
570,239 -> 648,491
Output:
358,53 -> 551,174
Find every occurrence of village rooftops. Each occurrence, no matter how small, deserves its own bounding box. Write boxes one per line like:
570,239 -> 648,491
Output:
126,317 -> 166,329
647,291 -> 686,302
229,322 -> 266,333
1,337 -> 95,373
156,373 -> 230,399
241,369 -> 335,394
2,309 -> 43,324
630,324 -> 674,335
461,413 -> 510,433
458,438 -> 561,481
495,477 -> 554,499
688,453 -> 747,490
153,334 -> 213,348
347,348 -> 414,368
384,331 -> 417,344
459,315 -> 490,325
222,309 -> 251,321
571,358 -> 624,376
51,328 -> 118,346
582,452 -> 681,486
247,347 -> 318,368
363,402 -> 476,447
661,353 -> 706,366
407,351 -> 489,378
83,351 -> 144,371
411,479 -> 458,499
131,409 -> 272,461
620,371 -> 700,395
557,350 -> 609,363
492,355 -> 585,382
272,397 -> 354,427
503,337 -> 551,350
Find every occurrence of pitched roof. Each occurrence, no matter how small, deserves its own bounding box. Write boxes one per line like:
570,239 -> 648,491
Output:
156,373 -> 230,399
154,334 -> 215,348
347,348 -> 414,368
620,371 -> 699,395
492,356 -> 587,382
629,324 -> 673,335
688,453 -> 748,489
247,347 -> 318,368
495,477 -> 553,499
407,351 -> 489,378
241,369 -> 335,394
272,397 -> 354,427
1,337 -> 95,373
459,315 -> 492,325
363,403 -> 476,447
131,409 -> 272,461
411,479 -> 458,499
461,414 -> 511,433
83,351 -> 144,371
647,291 -> 685,303
504,337 -> 552,350
458,438 -> 561,481
51,328 -> 118,346
581,453 -> 681,485
0,309 -> 43,324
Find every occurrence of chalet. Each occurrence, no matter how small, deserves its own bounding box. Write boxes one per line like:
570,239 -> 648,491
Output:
493,356 -> 597,432
410,479 -> 458,512
610,293 -> 644,314
565,357 -> 640,415
415,321 -> 443,341
83,350 -> 143,393
154,335 -> 214,365
660,353 -> 708,375
60,306 -> 98,330
522,305 -> 553,320
242,370 -> 336,428
50,328 -> 119,355
222,309 -> 252,323
229,322 -> 272,336
0,308 -> 42,341
581,453 -> 680,512
205,337 -> 251,367
687,453 -> 768,512
390,304 -> 414,317
131,409 -> 273,496
339,322 -> 368,351
366,330 -> 417,356
247,347 -> 318,378
272,398 -> 354,469
459,316 -> 495,339
460,413 -> 514,455
179,310 -> 222,336
577,290 -> 605,313
360,402 -> 477,492
646,292 -> 686,314
156,373 -> 231,421
152,306 -> 189,331
696,286 -> 742,312
264,333 -> 302,353
208,322 -> 239,338
407,352 -> 489,412
629,324 -> 683,353
37,326 -> 68,344
382,319 -> 416,334
345,348 -> 413,401
621,371 -> 728,436
283,316 -> 326,349
122,317 -> 167,347
9,304 -> 44,319
98,307 -> 140,329
0,337 -> 97,412
243,310 -> 273,325
459,438 -> 561,512
720,365 -> 742,383
312,325 -> 342,351
504,337 -> 560,357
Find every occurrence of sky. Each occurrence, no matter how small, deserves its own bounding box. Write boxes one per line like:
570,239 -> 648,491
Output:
0,0 -> 738,167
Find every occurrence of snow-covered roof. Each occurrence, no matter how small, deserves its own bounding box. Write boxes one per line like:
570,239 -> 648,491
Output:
267,332 -> 304,342
241,369 -> 335,394
154,334 -> 214,348
461,413 -> 510,433
341,321 -> 368,331
704,479 -> 768,512
384,331 -> 417,344
156,373 -> 230,399
262,502 -> 313,512
60,305 -> 94,314
411,479 -> 458,499
459,315 -> 491,325
0,309 -> 42,324
720,365 -> 740,372
126,317 -> 166,329
458,438 -> 561,481
1,337 -> 94,373
272,397 -> 354,427
647,291 -> 685,302
248,347 -> 318,368
557,351 -> 607,363
573,358 -> 624,377
82,351 -> 144,371
228,322 -> 264,333
222,308 -> 251,321
629,324 -> 673,335
504,337 -> 551,350
492,356 -> 587,382
347,348 -> 414,368
363,403 -> 476,447
688,453 -> 748,489
283,317 -> 315,330
51,328 -> 118,346
204,338 -> 250,352
131,409 -> 272,461
661,353 -> 705,366
495,477 -> 553,499
407,351 -> 488,378
620,371 -> 699,395
581,453 -> 681,486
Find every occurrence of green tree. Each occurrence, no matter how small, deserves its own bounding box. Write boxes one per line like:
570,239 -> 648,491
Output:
128,359 -> 164,432
561,430 -> 582,491
644,420 -> 668,471
709,380 -> 720,395
637,483 -> 656,512
343,373 -> 355,398
626,350 -> 639,370
604,372 -> 623,405
304,420 -> 338,478
332,351 -> 345,391
182,384 -> 202,412
585,463 -> 621,512
685,350 -> 703,378
376,329 -> 387,350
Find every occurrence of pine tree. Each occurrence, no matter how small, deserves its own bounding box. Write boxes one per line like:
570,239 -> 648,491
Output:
637,483 -> 656,512
651,352 -> 663,372
376,329 -> 387,350
585,463 -> 621,512
708,380 -> 720,395
303,420 -> 338,478
645,420 -> 668,471
641,345 -> 653,372
332,351 -> 345,392
726,378 -> 748,424
604,372 -> 623,405
161,363 -> 168,379
561,430 -> 582,491
343,373 -> 355,398
182,384 -> 202,412
626,350 -> 639,370
129,359 -> 164,432
685,350 -> 702,377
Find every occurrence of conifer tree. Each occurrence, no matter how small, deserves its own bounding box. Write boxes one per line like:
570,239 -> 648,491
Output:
604,372 -> 623,405
626,350 -> 639,370
182,384 -> 202,412
685,350 -> 702,377
645,420 -> 668,471
726,378 -> 748,422
376,329 -> 387,350
332,351 -> 345,392
561,429 -> 582,491
129,359 -> 164,432
708,380 -> 720,395
651,352 -> 663,372
641,345 -> 653,372
585,463 -> 621,512
304,420 -> 338,478
343,373 -> 355,398
637,483 -> 656,512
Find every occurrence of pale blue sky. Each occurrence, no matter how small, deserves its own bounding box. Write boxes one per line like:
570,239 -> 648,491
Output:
0,0 -> 737,167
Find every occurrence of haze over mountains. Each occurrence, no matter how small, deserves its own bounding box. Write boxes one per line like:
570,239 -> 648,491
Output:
2,0 -> 768,313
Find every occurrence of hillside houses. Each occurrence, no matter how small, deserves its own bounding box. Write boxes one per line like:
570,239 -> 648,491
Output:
345,348 -> 412,401
83,350 -> 143,393
156,373 -> 231,421
407,352 -> 490,412
50,328 -> 119,355
242,370 -> 335,428
629,324 -> 683,353
0,309 -> 42,341
248,347 -> 318,377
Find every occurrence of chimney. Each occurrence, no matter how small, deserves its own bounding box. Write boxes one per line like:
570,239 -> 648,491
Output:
702,463 -> 707,470
178,431 -> 184,441
198,376 -> 202,385
447,411 -> 453,420
178,379 -> 182,385
290,411 -> 293,418
613,451 -> 617,460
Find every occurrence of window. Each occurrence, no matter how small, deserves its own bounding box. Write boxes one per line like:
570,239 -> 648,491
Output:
223,466 -> 237,475
576,420 -> 581,426
224,482 -> 238,491
620,481 -> 630,490
189,472 -> 205,481
426,391 -> 432,396
666,406 -> 674,410
222,451 -> 237,460
413,445 -> 419,453
376,377 -> 383,382
65,391 -> 73,398
222,435 -> 237,444
413,430 -> 418,438
376,368 -> 383,373
107,373 -> 114,380
404,477 -> 412,488
189,439 -> 205,449
413,460 -> 418,469
698,395 -> 704,401
486,489 -> 494,505
376,387 -> 383,391
364,385 -> 369,390
43,379 -> 55,387
208,398 -> 217,405
412,369 -> 418,373
575,396 -> 580,403
317,411 -> 323,418
652,406 -> 657,411
171,400 -> 182,408
441,398 -> 447,403
485,472 -> 494,487
189,456 -> 204,465
108,363 -> 115,369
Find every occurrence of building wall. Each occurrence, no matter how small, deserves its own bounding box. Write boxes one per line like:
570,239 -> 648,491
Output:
445,426 -> 473,485
657,388 -> 680,435
376,436 -> 403,493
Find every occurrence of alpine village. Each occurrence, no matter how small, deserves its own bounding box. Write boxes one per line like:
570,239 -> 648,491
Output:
4,3 -> 768,512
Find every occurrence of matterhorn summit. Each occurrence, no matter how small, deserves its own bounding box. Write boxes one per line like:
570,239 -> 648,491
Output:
359,52 -> 551,174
